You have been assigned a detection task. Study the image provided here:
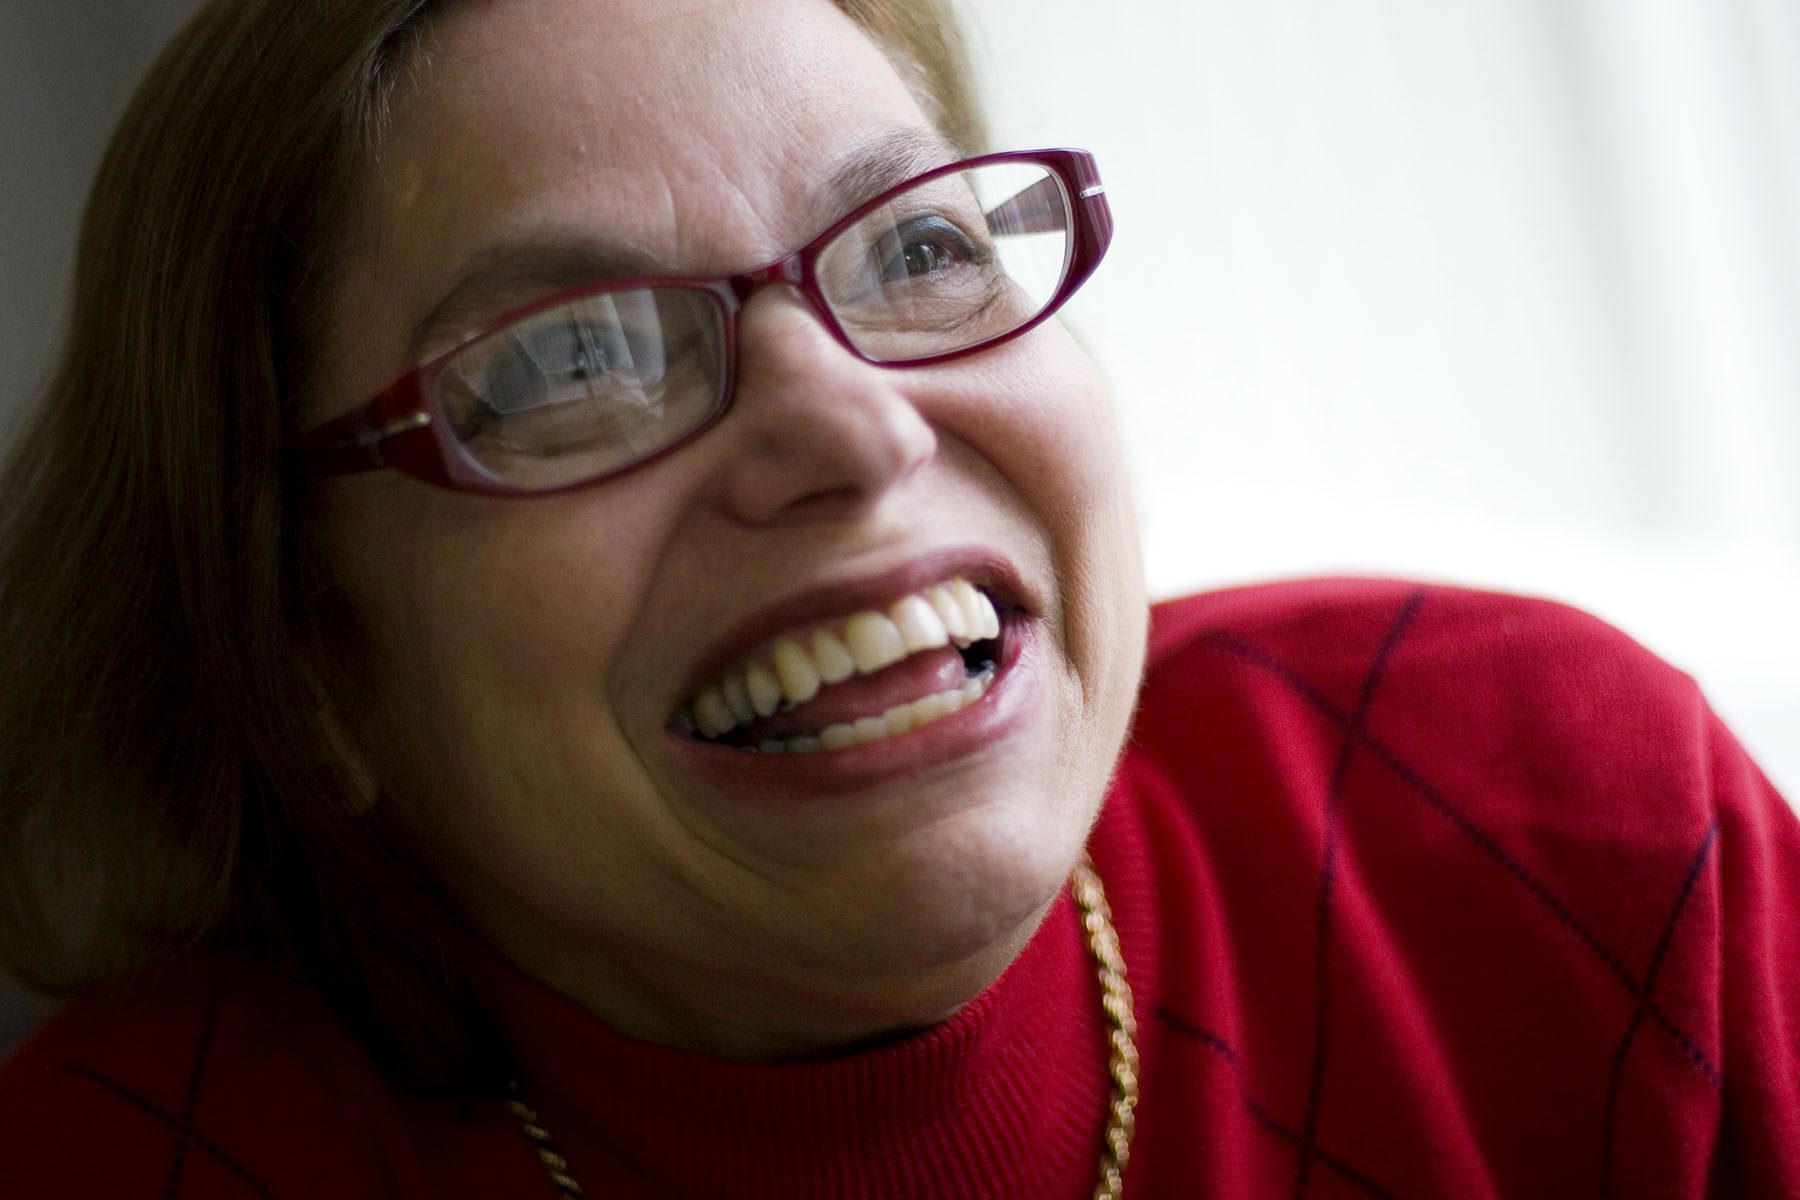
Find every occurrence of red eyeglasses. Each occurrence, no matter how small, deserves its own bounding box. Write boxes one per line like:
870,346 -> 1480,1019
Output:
292,148 -> 1113,495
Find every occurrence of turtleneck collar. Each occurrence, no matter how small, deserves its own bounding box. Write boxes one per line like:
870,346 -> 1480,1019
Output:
477,881 -> 1113,1199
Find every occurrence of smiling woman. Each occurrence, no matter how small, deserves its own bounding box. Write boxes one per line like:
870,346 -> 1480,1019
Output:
1,0 -> 1797,1197
292,0 -> 1144,1071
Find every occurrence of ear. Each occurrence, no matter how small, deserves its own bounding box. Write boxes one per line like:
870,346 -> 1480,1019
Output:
313,686 -> 381,817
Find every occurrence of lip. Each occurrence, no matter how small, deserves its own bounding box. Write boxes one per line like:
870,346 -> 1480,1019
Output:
666,611 -> 1041,797
668,546 -> 1035,710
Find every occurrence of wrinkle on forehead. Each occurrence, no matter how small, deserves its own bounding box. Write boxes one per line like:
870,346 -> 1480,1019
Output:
401,5 -> 910,204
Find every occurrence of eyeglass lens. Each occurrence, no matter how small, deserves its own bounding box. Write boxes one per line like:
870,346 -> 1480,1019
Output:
815,161 -> 1072,362
434,161 -> 1074,490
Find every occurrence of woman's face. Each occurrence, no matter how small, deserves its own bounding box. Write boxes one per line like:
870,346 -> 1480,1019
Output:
311,0 -> 1147,1056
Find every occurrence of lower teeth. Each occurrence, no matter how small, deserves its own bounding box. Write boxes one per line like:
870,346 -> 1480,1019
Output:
752,664 -> 996,754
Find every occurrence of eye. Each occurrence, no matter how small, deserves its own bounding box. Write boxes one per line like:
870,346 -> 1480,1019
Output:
875,215 -> 984,283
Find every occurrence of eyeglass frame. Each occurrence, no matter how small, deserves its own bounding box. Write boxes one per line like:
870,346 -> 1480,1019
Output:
290,147 -> 1114,497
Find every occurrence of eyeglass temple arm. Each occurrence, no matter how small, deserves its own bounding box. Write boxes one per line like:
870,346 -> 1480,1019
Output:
1060,152 -> 1114,287
983,152 -> 1110,239
290,397 -> 431,478
984,176 -> 1069,235
1068,151 -> 1113,254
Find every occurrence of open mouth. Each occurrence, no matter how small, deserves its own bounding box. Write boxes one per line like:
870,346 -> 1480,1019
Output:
673,577 -> 1011,754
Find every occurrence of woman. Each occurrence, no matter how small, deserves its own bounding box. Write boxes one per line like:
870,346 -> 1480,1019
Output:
1,0 -> 1795,1196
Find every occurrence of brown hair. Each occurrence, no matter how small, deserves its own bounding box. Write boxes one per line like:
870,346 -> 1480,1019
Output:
0,0 -> 986,1090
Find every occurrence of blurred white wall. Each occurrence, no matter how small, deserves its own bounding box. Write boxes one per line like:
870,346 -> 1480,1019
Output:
965,0 -> 1799,800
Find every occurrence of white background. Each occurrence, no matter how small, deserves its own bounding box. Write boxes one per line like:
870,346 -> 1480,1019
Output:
965,0 -> 1798,801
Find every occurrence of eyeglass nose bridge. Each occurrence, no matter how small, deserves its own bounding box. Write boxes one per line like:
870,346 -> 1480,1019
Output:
727,252 -> 807,302
722,249 -> 855,359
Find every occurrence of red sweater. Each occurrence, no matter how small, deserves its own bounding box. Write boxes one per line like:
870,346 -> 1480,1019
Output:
4,580 -> 1796,1198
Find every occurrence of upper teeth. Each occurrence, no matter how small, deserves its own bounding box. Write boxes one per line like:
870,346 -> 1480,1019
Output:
687,578 -> 1001,739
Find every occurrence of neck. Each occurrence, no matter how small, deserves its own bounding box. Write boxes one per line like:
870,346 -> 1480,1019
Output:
471,895 -> 1059,1061
476,880 -> 1120,1200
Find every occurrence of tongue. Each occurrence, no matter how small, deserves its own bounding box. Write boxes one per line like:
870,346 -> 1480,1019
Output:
741,646 -> 969,739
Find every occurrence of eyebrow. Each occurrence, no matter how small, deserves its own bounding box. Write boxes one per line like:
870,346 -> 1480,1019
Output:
404,126 -> 965,363
405,236 -> 658,363
817,125 -> 965,215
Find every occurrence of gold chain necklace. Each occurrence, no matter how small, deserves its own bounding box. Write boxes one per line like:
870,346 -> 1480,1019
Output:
507,858 -> 1139,1200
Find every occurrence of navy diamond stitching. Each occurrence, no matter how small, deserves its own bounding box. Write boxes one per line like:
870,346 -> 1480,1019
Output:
62,1065 -> 281,1200
1155,1004 -> 1406,1200
1202,624 -> 1722,1091
1597,821 -> 1718,1199
164,988 -> 224,1200
1292,588 -> 1425,1199
1139,588 -> 1724,1198
63,985 -> 280,1200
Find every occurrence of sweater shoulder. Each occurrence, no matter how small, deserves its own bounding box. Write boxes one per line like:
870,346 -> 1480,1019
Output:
1131,577 -> 1711,830
1148,575 -> 1683,676
1143,575 -> 1698,724
0,958 -> 401,1196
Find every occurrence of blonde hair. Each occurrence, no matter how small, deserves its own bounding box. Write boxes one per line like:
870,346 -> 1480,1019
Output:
0,0 -> 984,1089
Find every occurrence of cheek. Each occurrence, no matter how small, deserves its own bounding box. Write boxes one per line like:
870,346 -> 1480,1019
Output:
968,330 -> 1143,586
960,331 -> 1132,518
948,328 -> 1148,708
312,491 -> 666,795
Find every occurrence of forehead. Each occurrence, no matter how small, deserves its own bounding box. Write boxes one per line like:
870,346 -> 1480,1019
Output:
376,0 -> 933,260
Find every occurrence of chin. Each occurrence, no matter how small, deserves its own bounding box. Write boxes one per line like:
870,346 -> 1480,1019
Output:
786,773 -> 1100,985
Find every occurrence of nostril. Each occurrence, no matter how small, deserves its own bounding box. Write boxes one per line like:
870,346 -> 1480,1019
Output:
714,344 -> 936,526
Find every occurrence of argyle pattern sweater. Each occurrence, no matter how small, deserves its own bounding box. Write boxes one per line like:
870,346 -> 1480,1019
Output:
3,579 -> 1796,1198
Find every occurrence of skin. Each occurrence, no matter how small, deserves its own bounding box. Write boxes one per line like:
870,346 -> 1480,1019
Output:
309,0 -> 1148,1060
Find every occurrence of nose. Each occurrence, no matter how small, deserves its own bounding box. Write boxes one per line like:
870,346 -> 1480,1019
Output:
709,288 -> 937,525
